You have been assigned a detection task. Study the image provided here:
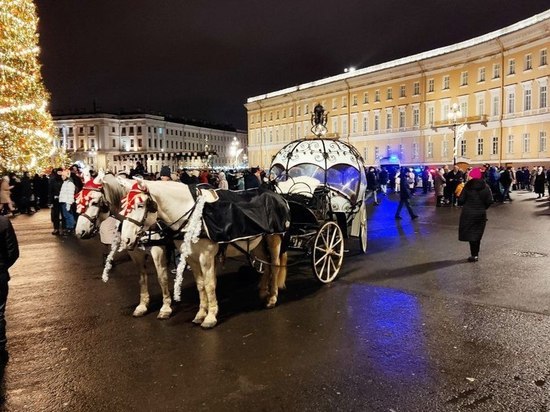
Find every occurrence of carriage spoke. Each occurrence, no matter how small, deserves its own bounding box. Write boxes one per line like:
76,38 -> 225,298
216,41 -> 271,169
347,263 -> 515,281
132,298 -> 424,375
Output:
315,253 -> 329,266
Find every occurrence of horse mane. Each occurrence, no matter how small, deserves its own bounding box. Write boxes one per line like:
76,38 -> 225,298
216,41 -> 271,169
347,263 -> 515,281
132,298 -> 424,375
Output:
102,173 -> 130,214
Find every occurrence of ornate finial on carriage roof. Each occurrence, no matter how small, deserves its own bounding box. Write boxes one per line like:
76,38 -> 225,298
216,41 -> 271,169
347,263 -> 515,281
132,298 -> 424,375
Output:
309,103 -> 334,139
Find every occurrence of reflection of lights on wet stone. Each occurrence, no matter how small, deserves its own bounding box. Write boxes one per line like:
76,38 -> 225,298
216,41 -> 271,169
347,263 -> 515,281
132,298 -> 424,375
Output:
513,251 -> 548,258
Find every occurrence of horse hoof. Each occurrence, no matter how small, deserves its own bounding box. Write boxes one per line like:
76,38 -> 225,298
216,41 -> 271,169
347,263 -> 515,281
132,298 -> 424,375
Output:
157,310 -> 172,320
133,306 -> 148,317
266,297 -> 277,309
201,320 -> 217,329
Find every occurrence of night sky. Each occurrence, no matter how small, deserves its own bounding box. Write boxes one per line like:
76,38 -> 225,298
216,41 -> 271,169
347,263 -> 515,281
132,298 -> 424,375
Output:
35,1 -> 550,130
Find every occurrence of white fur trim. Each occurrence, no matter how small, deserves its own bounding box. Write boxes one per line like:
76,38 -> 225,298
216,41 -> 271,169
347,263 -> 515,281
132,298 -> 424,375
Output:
173,195 -> 206,302
102,228 -> 121,282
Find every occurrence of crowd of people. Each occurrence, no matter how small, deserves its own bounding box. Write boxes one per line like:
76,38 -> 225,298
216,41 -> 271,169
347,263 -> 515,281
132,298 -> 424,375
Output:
0,163 -> 269,236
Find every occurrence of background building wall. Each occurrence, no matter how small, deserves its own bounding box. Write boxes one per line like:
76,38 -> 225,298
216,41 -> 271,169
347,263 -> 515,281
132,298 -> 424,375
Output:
245,11 -> 550,169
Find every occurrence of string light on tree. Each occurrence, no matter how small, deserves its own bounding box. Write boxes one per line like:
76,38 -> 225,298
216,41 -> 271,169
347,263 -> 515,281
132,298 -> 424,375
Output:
0,0 -> 66,173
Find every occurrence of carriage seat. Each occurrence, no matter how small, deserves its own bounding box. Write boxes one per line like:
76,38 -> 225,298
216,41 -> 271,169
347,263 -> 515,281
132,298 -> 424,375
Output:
275,176 -> 321,198
201,188 -> 291,243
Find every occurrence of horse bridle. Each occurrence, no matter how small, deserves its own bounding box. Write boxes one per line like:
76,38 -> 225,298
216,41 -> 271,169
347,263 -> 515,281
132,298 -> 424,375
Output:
122,186 -> 197,235
77,186 -> 111,229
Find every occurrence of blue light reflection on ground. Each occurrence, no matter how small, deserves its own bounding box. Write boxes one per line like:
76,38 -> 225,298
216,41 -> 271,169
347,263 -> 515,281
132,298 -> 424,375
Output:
348,285 -> 430,382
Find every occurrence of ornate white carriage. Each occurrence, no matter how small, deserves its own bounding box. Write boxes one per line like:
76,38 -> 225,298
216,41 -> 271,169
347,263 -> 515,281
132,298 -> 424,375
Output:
269,137 -> 368,283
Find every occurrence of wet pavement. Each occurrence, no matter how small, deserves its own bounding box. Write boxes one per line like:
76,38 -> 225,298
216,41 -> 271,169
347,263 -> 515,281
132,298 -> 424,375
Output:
1,189 -> 550,411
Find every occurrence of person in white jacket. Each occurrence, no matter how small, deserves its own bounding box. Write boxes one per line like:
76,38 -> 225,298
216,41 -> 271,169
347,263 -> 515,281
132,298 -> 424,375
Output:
58,169 -> 76,234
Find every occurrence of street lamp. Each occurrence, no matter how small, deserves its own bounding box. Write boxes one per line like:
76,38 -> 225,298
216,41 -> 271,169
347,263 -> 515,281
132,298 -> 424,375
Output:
447,103 -> 463,166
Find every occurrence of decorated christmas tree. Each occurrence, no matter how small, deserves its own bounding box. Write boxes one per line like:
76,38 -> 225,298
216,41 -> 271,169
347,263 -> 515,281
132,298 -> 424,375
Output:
0,0 -> 62,173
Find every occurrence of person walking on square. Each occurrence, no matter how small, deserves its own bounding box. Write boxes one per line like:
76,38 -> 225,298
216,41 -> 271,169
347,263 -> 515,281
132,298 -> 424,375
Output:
0,214 -> 20,364
458,168 -> 493,262
533,166 -> 546,198
0,176 -> 16,217
395,168 -> 418,220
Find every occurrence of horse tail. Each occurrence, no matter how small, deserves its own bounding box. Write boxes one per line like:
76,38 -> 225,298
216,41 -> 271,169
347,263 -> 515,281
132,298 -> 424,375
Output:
276,231 -> 290,289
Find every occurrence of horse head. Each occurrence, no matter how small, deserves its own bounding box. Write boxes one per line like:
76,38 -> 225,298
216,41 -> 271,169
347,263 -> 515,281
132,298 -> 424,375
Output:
119,179 -> 159,250
75,172 -> 110,239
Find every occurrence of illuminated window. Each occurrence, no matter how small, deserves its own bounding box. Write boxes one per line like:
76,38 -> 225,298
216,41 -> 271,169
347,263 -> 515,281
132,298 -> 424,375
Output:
413,82 -> 420,95
522,133 -> 530,152
427,79 -> 434,93
508,59 -> 515,75
363,92 -> 369,104
540,85 -> 547,108
477,138 -> 484,155
443,76 -> 450,90
540,49 -> 548,66
478,67 -> 486,82
387,88 -> 393,100
524,89 -> 532,111
492,136 -> 498,155
525,54 -> 533,70
460,71 -> 468,86
539,131 -> 547,152
375,90 -> 380,102
493,63 -> 501,79
507,134 -> 514,153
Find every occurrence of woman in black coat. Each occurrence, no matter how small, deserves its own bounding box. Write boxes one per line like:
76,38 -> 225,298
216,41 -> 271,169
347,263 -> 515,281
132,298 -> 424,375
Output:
458,173 -> 493,262
533,166 -> 546,198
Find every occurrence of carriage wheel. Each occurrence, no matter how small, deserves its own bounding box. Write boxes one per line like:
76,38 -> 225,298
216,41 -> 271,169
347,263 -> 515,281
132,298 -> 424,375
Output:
359,203 -> 368,253
312,221 -> 344,283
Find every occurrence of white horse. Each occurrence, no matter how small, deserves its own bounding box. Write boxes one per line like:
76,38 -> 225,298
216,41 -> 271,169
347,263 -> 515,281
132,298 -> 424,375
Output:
75,172 -> 173,319
118,179 -> 290,328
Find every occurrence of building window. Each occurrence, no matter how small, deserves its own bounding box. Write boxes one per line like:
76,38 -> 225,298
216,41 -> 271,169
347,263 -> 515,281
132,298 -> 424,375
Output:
112,139 -> 116,148
352,95 -> 358,106
522,133 -> 530,153
374,146 -> 380,160
540,85 -> 547,108
413,82 -> 420,95
362,114 -> 368,132
507,91 -> 515,114
342,119 -> 348,135
363,92 -> 369,104
342,97 -> 347,108
427,141 -> 434,158
89,126 -> 95,134
400,85 -> 406,97
352,117 -> 358,133
129,126 -> 134,135
387,88 -> 393,100
412,107 -> 419,126
374,112 -> 380,131
460,71 -> 468,86
477,96 -> 485,116
332,98 -> 337,109
540,49 -> 548,66
305,105 -> 309,114
525,54 -> 533,70
442,140 -> 448,158
121,127 -> 127,136
332,119 -> 338,134
508,59 -> 515,75
130,139 -> 134,148
270,112 -> 273,120
386,145 -> 391,157
276,111 -> 280,119
79,139 -> 84,149
375,90 -> 380,102
477,138 -> 484,156
443,76 -> 450,90
289,107 -> 293,117
524,88 -> 532,111
539,131 -> 547,152
460,140 -> 466,157
507,135 -> 514,154
137,126 -> 142,134
283,109 -> 286,118
78,127 -> 84,135
399,110 -> 405,128
386,112 -> 392,129
427,79 -> 434,93
478,67 -> 486,82
427,106 -> 434,125
493,63 -> 501,79
492,94 -> 500,116
412,142 -> 419,159
492,136 -> 498,155
68,127 -> 73,136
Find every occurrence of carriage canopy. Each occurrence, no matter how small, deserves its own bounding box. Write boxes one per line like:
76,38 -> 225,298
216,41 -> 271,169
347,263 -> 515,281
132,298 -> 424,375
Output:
269,138 -> 367,209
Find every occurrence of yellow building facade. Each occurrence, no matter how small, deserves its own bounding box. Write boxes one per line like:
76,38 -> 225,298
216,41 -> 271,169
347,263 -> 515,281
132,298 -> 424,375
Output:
245,11 -> 550,170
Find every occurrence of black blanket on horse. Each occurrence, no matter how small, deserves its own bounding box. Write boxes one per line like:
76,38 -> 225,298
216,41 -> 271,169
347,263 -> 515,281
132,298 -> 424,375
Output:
202,188 -> 290,243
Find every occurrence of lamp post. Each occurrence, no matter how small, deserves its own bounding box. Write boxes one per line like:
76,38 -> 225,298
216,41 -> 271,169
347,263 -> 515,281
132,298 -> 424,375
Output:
447,103 -> 463,166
